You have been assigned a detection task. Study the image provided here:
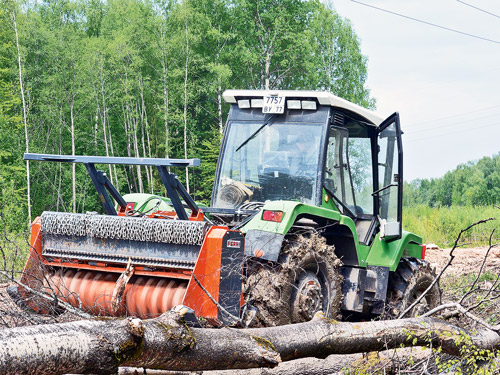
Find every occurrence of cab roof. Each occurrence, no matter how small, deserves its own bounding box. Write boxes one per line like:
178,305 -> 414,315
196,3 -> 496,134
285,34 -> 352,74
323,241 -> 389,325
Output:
223,89 -> 384,126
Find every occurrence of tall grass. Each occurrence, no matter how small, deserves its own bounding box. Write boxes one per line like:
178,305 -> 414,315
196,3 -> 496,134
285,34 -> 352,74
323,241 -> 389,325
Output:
0,180 -> 32,276
403,205 -> 500,248
0,234 -> 29,278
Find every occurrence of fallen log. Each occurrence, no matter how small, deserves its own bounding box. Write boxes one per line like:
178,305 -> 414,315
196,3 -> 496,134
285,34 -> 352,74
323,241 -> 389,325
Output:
0,309 -> 279,375
244,315 -> 500,360
119,353 -> 374,375
0,308 -> 499,375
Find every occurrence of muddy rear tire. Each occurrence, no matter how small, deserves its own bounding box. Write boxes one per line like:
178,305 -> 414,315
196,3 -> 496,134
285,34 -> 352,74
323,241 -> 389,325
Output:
243,234 -> 343,327
385,258 -> 441,318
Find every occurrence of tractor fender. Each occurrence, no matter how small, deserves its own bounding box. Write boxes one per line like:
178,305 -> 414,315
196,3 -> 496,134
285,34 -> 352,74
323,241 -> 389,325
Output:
365,231 -> 424,271
241,200 -> 359,262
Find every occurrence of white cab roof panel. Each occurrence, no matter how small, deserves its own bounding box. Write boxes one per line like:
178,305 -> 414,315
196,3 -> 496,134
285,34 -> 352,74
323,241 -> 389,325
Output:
223,89 -> 384,126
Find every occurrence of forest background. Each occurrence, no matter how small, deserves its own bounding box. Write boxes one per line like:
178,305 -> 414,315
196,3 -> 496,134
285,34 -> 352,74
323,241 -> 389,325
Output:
0,0 -> 498,258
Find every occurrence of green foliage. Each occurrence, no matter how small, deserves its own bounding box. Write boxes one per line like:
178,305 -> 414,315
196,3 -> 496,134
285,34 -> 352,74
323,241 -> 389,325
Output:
307,1 -> 375,108
0,176 -> 30,274
0,3 -> 28,233
436,332 -> 499,374
191,129 -> 222,205
403,155 -> 500,246
0,0 -> 373,236
403,328 -> 499,374
404,153 -> 500,208
403,204 -> 500,247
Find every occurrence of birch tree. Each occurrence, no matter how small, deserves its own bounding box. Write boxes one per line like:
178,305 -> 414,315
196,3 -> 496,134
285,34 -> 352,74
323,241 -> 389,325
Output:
11,8 -> 31,224
233,0 -> 315,90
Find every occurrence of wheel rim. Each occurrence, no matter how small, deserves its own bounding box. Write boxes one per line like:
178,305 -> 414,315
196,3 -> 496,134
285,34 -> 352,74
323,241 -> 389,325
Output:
291,271 -> 324,322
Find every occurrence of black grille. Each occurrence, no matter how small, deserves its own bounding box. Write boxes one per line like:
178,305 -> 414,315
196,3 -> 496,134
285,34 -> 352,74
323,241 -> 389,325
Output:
333,112 -> 345,126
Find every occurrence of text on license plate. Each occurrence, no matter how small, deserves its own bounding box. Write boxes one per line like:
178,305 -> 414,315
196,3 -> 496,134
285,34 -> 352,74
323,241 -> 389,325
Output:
263,95 -> 285,114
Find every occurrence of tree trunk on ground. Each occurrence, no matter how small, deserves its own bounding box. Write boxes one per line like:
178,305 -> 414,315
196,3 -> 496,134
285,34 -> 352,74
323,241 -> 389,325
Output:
246,316 -> 500,361
119,354 -> 369,375
0,310 -> 277,375
0,309 -> 499,375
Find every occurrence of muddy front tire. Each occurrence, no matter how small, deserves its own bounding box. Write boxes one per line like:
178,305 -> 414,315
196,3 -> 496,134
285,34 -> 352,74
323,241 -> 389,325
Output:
385,258 -> 441,318
243,234 -> 343,327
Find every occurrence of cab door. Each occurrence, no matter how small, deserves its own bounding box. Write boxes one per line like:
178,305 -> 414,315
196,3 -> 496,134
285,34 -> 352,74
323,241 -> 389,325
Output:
375,113 -> 403,240
325,126 -> 357,217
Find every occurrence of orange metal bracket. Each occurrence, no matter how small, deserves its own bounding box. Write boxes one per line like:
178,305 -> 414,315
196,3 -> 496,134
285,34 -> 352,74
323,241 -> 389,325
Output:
183,226 -> 227,323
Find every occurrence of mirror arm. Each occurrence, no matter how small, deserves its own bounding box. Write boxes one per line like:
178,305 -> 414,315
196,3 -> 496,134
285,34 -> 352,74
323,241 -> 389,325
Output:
371,183 -> 398,197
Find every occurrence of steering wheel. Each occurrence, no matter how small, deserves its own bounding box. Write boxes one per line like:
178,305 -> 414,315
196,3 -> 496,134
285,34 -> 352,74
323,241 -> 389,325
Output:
218,182 -> 253,206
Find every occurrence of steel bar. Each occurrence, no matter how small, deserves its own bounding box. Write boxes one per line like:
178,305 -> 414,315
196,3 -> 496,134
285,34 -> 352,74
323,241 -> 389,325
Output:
24,153 -> 201,167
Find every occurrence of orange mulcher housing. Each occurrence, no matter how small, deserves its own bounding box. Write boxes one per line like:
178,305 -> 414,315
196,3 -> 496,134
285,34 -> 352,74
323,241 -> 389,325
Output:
15,153 -> 245,326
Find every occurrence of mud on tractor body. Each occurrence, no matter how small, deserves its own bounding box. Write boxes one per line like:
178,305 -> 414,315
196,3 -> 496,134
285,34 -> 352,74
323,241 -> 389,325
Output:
13,90 -> 440,327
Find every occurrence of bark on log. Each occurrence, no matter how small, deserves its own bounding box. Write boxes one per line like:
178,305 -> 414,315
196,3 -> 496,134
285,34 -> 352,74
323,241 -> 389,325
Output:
0,309 -> 499,375
118,347 -> 432,375
0,318 -> 144,374
119,354 -> 366,375
0,310 -> 278,375
121,354 -> 368,375
245,315 -> 500,360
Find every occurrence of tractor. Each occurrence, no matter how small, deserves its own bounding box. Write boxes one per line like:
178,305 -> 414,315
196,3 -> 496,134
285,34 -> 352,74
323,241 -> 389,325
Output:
11,90 -> 440,327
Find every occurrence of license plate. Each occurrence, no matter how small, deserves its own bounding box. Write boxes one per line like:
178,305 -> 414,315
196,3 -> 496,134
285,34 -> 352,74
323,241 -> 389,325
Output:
263,95 -> 285,114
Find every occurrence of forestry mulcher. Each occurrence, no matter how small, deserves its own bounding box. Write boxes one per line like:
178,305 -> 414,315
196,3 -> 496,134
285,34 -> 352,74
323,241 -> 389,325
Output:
12,90 -> 440,327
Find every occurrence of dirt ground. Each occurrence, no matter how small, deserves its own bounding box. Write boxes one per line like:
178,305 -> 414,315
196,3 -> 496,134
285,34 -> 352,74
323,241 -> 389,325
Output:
425,244 -> 500,276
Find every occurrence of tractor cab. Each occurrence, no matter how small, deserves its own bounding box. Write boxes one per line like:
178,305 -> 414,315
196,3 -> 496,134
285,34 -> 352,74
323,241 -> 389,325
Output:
212,90 -> 403,241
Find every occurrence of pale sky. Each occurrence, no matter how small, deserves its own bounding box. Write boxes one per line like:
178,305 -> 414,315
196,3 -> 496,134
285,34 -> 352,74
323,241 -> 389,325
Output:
332,0 -> 500,181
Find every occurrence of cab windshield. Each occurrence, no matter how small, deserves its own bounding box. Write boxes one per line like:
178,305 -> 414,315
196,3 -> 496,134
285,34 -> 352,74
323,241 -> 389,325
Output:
213,120 -> 325,209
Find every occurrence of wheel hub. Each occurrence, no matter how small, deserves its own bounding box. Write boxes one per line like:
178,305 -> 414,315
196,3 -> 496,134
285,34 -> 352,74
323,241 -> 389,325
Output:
292,271 -> 324,321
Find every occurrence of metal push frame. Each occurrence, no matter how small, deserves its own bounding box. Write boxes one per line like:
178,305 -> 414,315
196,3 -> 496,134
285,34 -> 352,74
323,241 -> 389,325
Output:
24,153 -> 201,220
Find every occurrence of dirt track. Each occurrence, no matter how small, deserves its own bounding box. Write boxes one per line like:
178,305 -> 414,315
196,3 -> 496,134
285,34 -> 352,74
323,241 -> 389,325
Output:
425,245 -> 500,276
